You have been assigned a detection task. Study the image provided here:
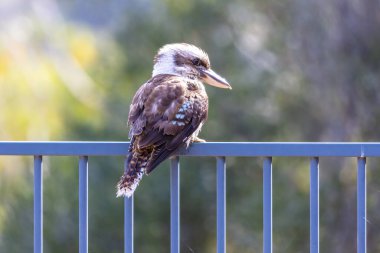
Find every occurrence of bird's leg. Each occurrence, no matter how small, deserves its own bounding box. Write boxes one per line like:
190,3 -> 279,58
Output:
191,136 -> 206,143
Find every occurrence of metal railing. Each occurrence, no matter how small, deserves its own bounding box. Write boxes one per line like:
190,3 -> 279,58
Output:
1,141 -> 379,253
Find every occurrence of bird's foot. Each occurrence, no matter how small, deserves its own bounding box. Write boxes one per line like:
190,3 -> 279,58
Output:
191,137 -> 206,143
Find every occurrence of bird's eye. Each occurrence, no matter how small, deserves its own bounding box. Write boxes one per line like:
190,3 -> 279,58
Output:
192,58 -> 202,66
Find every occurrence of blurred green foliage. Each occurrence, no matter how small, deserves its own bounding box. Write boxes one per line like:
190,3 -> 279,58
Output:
1,0 -> 380,252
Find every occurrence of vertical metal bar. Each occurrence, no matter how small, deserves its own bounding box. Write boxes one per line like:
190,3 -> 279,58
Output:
79,156 -> 88,253
310,157 -> 319,253
170,157 -> 180,253
34,156 -> 43,253
357,157 -> 366,253
125,196 -> 134,253
216,157 -> 226,253
263,157 -> 272,253
124,156 -> 134,253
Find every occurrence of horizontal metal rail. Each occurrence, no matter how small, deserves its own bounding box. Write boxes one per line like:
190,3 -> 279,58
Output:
1,141 -> 380,156
0,142 -> 377,253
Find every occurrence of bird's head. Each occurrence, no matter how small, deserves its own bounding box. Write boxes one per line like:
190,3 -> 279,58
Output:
152,43 -> 231,89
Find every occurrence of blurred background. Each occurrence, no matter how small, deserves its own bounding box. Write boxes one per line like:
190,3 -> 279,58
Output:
1,0 -> 380,252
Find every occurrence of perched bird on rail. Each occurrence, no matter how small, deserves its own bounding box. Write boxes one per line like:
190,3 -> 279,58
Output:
117,43 -> 231,197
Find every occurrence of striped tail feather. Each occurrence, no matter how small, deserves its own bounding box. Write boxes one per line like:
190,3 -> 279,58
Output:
116,150 -> 150,198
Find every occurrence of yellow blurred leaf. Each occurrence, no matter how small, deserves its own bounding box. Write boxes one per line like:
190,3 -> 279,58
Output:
69,33 -> 97,67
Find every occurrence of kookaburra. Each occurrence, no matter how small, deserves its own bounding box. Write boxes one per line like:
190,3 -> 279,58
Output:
117,43 -> 231,197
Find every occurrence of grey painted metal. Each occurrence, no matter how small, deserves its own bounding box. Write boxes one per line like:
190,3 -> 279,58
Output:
216,157 -> 226,253
2,142 -> 380,157
310,157 -> 319,253
170,157 -> 180,253
125,196 -> 134,253
34,156 -> 43,253
79,156 -> 89,253
263,157 -> 272,253
123,157 -> 134,253
357,158 -> 367,253
0,142 -> 376,253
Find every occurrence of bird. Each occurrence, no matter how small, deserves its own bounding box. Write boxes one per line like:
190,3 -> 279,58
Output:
117,43 -> 231,198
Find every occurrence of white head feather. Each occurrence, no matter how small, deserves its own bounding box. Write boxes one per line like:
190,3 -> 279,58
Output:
152,43 -> 209,77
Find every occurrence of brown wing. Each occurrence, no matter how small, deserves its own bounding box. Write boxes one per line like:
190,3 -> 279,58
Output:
127,74 -> 208,174
127,79 -> 155,138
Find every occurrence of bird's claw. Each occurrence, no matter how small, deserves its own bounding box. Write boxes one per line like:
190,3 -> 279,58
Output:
191,137 -> 206,143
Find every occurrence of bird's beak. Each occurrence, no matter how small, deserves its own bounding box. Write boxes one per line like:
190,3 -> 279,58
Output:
200,69 -> 232,89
